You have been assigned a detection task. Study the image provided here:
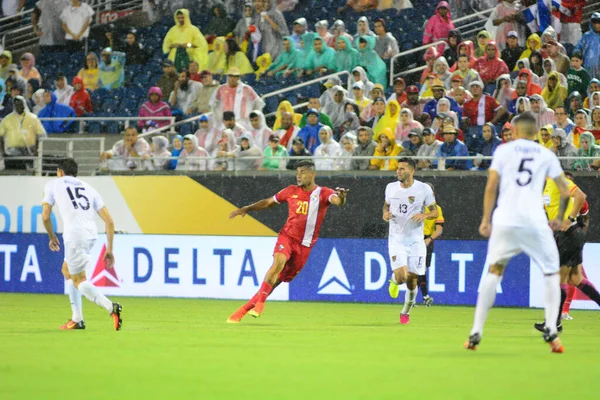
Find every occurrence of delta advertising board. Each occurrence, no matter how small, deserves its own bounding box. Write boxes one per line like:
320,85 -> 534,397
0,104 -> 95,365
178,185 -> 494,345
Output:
1,233 -> 598,310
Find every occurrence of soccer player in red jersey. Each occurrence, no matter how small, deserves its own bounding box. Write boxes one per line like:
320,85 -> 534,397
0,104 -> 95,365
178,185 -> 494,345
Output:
227,160 -> 348,323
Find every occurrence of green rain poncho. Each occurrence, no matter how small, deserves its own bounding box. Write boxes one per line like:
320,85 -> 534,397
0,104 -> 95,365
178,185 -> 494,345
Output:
266,36 -> 299,75
335,36 -> 359,73
306,36 -> 336,72
356,35 -> 387,86
288,32 -> 316,70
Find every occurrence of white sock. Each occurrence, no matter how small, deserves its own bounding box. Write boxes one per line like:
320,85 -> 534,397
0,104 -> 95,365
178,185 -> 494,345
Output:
544,273 -> 561,335
66,279 -> 83,322
78,281 -> 113,313
470,273 -> 502,336
401,288 -> 418,315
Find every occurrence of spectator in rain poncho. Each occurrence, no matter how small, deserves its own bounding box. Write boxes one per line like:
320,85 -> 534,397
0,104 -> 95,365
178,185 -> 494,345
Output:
98,47 -> 126,90
38,90 -> 76,133
0,96 -> 46,159
353,16 -> 375,42
208,37 -> 227,76
194,114 -> 217,154
148,136 -> 171,170
551,128 -> 578,170
169,134 -> 183,170
433,56 -> 452,89
493,74 -> 515,113
337,132 -> 357,170
449,40 -> 476,71
18,53 -> 42,85
351,81 -> 372,113
296,108 -> 323,153
486,0 -> 524,52
542,71 -> 568,110
322,86 -> 353,132
335,36 -> 359,74
100,127 -> 150,171
286,32 -> 316,77
69,76 -> 92,117
347,67 -> 374,101
395,108 -> 424,143
273,111 -> 300,151
574,13 -> 600,80
315,20 -> 333,47
205,2 -> 236,37
430,98 -> 459,134
138,87 -> 172,130
53,73 -> 73,106
264,36 -> 299,77
31,89 -> 46,115
337,111 -> 361,142
234,3 -> 254,46
373,18 -> 399,60
369,128 -> 403,171
514,68 -> 541,97
314,126 -> 342,171
573,131 -> 600,170
177,134 -> 209,171
356,36 -> 386,86
530,94 -> 555,130
248,110 -> 272,150
517,33 -> 541,67
262,134 -> 288,170
318,75 -> 341,109
511,96 -> 532,124
423,1 -> 455,55
583,79 -> 600,109
328,20 -> 353,50
475,30 -> 492,58
400,128 -> 423,156
420,47 -> 439,85
163,9 -> 209,71
539,58 -> 567,89
304,36 -> 336,76
473,123 -> 502,170
473,40 -> 509,90
227,132 -> 262,170
253,0 -> 289,61
273,100 -> 302,131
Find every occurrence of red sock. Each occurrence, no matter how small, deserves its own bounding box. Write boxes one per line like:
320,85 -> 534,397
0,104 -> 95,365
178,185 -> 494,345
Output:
242,293 -> 260,311
563,285 -> 575,314
256,281 -> 273,304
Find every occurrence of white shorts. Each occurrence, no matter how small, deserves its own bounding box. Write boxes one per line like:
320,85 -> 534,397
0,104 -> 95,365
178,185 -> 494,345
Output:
64,240 -> 96,275
486,225 -> 559,274
561,23 -> 582,46
389,241 -> 426,276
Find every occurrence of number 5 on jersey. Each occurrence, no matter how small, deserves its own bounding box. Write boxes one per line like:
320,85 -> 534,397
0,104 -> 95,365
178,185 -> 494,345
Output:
296,200 -> 308,215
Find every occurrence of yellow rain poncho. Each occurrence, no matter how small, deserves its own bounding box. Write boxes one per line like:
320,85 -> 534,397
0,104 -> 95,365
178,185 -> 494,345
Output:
255,53 -> 272,80
374,99 -> 401,136
273,100 -> 302,130
162,9 -> 208,71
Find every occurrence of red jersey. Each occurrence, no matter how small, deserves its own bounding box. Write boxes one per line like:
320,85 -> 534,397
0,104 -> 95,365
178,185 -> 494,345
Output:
273,185 -> 336,247
463,95 -> 502,126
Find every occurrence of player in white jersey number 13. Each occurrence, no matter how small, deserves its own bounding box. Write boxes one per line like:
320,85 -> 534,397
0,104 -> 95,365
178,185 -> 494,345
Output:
41,158 -> 123,331
384,158 -> 438,325
465,112 -> 571,353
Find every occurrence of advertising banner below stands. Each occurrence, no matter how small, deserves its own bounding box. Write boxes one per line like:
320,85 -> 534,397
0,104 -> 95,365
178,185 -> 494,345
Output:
289,239 -> 531,307
81,235 -> 288,301
0,234 -> 65,294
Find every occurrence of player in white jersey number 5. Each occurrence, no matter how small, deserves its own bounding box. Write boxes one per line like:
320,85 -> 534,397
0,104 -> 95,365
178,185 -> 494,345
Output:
384,158 -> 438,325
464,112 -> 571,353
41,158 -> 123,331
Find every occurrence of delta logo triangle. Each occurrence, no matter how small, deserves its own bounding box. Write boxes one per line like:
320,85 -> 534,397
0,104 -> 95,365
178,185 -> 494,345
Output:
90,244 -> 120,287
317,247 -> 351,295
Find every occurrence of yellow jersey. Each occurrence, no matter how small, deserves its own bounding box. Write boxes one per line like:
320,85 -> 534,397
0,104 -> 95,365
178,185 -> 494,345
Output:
543,178 -> 579,221
424,205 -> 444,236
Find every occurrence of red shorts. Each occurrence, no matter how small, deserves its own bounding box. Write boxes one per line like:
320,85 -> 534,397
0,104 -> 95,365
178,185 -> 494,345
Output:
273,234 -> 312,282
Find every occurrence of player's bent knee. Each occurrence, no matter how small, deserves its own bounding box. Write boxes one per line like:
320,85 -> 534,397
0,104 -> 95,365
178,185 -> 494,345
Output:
61,262 -> 71,280
70,272 -> 87,288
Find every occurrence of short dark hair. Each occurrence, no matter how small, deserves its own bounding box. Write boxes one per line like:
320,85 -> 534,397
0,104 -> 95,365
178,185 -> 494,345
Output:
374,18 -> 386,29
58,158 -> 78,177
223,111 -> 236,121
514,111 -> 537,136
179,68 -> 189,78
571,52 -> 583,61
296,160 -> 315,170
397,157 -> 416,169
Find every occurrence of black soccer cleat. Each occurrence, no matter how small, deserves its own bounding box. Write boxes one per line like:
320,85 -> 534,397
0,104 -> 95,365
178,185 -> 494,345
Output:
110,303 -> 123,331
464,333 -> 481,350
534,321 -> 562,333
59,320 -> 86,330
543,328 -> 565,353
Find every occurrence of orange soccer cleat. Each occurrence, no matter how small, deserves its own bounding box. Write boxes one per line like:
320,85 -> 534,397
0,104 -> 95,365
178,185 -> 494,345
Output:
59,320 -> 85,330
248,301 -> 265,318
227,305 -> 252,324
111,303 -> 123,331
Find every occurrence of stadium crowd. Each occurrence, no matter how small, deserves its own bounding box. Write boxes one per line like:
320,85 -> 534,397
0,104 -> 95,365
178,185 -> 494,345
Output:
0,0 -> 599,172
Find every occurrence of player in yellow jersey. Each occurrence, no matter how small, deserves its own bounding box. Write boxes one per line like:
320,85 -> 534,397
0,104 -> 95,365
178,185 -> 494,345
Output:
418,182 -> 444,307
534,171 -> 600,333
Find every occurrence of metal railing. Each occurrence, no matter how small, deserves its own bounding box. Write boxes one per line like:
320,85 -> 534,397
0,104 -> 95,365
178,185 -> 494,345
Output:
389,7 -> 495,85
261,71 -> 351,102
36,137 -> 107,176
38,116 -> 176,135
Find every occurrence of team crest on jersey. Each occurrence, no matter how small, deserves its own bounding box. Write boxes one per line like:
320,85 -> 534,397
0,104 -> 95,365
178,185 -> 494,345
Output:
408,196 -> 415,204
292,195 -> 298,198
278,244 -> 285,250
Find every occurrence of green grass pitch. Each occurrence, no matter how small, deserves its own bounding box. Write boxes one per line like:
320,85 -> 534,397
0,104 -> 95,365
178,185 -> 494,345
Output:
1,293 -> 598,399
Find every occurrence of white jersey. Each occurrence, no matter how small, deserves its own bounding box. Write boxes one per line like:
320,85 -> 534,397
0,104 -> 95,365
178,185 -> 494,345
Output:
490,139 -> 563,227
385,179 -> 436,245
42,176 -> 105,243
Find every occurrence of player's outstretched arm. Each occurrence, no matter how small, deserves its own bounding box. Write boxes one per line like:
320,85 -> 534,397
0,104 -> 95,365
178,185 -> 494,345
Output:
41,203 -> 60,252
97,207 -> 115,268
480,170 -> 500,238
229,197 -> 278,219
330,187 -> 349,207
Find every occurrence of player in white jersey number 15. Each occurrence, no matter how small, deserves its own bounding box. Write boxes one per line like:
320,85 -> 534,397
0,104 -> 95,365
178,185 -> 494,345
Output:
464,112 -> 571,353
41,158 -> 123,331
384,158 -> 438,325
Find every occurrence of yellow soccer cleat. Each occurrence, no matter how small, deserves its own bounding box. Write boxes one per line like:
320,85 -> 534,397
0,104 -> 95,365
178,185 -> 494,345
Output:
388,279 -> 399,299
248,302 -> 265,318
